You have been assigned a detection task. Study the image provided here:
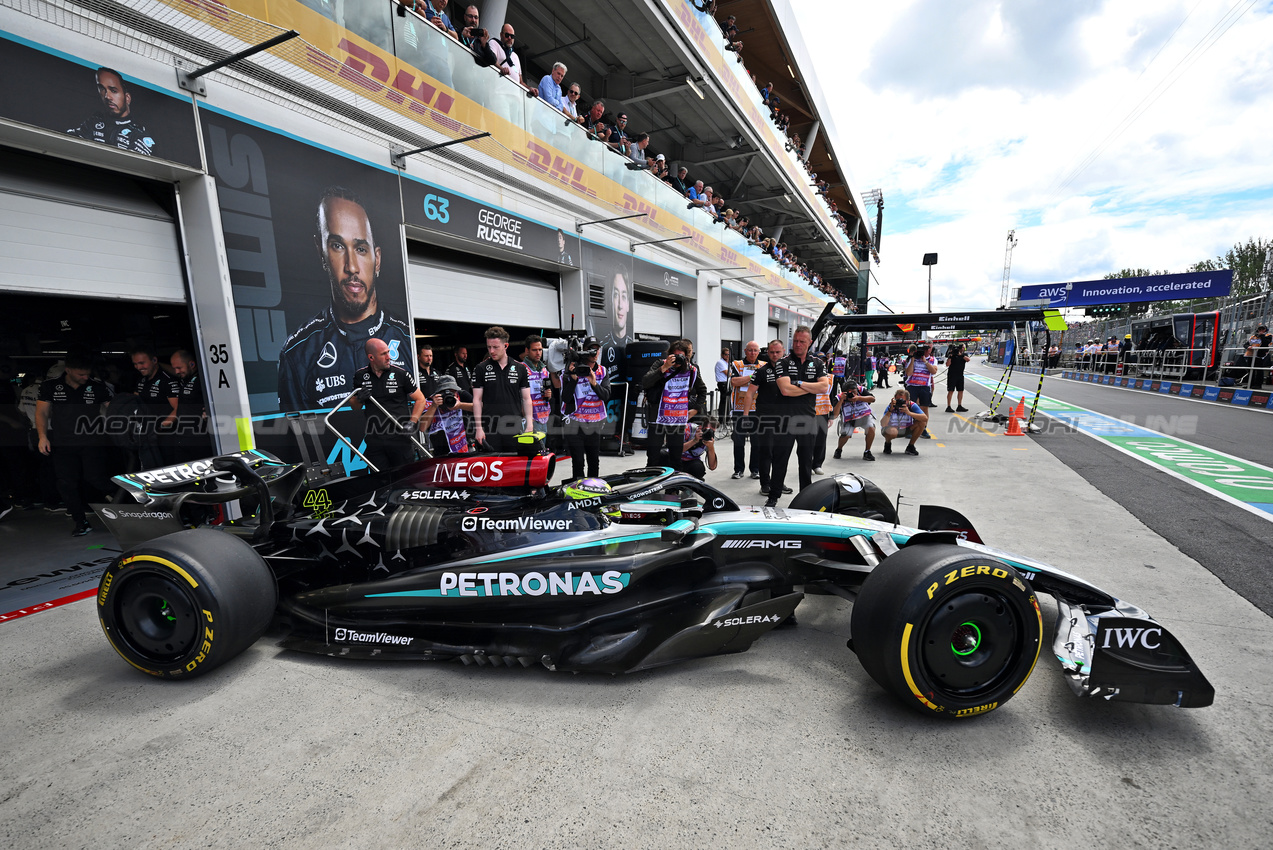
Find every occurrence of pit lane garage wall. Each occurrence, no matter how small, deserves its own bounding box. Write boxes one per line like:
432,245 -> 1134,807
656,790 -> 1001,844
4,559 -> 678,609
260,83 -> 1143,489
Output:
0,9 -> 816,464
0,32 -> 199,304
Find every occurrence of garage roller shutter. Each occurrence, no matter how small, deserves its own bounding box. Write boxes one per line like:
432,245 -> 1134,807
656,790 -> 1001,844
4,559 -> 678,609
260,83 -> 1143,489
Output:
720,315 -> 742,341
0,161 -> 185,302
408,255 -> 559,327
634,298 -> 681,337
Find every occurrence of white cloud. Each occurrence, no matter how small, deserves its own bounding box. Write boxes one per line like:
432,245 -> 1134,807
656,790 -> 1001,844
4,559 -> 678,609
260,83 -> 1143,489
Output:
798,0 -> 1273,312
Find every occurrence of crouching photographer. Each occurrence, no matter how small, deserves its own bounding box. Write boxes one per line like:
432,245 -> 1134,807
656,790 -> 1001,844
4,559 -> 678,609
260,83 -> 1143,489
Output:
557,336 -> 611,480
680,416 -> 718,480
641,339 -> 706,471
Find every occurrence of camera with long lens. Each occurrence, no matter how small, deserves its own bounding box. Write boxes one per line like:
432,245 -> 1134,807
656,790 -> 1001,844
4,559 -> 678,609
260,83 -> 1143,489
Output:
563,334 -> 600,378
441,388 -> 458,409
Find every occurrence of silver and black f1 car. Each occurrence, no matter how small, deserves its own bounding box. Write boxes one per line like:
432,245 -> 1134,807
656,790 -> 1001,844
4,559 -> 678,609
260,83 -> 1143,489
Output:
92,449 -> 1214,718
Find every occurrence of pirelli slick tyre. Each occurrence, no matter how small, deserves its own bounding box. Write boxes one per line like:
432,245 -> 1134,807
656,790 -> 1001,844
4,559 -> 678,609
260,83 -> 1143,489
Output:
851,544 -> 1042,719
97,529 -> 276,679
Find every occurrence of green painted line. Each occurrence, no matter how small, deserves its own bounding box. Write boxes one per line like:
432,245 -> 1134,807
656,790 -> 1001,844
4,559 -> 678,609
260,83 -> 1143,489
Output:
967,374 -> 1273,521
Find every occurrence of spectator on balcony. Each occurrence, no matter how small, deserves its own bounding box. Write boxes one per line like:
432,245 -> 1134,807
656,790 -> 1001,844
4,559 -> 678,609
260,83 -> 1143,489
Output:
538,62 -> 568,114
470,28 -> 496,67
711,196 -> 727,222
690,185 -> 714,209
628,133 -> 650,165
583,99 -> 606,133
686,179 -> 705,203
458,5 -> 480,48
652,154 -> 669,180
609,113 -> 631,156
489,25 -> 537,97
760,81 -> 773,104
666,164 -> 689,193
563,82 -> 583,122
425,0 -> 456,35
590,121 -> 611,145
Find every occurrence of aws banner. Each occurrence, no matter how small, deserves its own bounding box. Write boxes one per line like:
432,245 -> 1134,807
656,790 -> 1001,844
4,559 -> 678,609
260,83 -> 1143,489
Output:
1019,270 -> 1232,307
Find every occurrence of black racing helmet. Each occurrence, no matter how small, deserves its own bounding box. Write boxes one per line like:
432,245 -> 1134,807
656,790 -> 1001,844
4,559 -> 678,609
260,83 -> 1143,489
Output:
788,473 -> 898,524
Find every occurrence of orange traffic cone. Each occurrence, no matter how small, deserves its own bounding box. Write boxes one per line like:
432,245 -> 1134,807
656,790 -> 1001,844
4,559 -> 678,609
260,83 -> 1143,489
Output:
1004,399 -> 1026,436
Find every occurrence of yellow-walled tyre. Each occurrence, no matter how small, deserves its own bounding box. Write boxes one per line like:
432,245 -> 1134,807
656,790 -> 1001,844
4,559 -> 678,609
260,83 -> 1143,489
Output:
97,529 -> 276,679
851,544 -> 1042,718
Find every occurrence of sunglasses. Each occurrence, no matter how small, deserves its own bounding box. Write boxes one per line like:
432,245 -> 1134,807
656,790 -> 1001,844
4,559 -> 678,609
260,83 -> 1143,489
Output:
568,90 -> 580,95
502,31 -> 514,38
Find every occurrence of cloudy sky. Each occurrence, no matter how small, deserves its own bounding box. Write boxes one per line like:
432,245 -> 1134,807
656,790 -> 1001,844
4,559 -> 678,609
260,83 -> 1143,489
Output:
800,0 -> 1273,313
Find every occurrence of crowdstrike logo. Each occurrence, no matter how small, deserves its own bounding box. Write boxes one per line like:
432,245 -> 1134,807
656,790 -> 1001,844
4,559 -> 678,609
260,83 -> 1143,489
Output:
720,540 -> 801,549
334,628 -> 414,646
460,516 -> 572,532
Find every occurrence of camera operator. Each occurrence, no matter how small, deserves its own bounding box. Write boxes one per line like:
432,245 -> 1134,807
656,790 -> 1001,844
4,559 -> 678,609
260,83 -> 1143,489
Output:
521,334 -> 553,434
831,380 -> 877,461
641,339 -> 706,471
881,389 -> 927,456
425,374 -> 471,455
773,326 -> 831,497
472,326 -> 533,452
903,342 -> 937,438
557,336 -> 611,480
726,340 -> 763,480
354,338 -> 428,471
680,415 -> 718,480
944,343 -> 970,413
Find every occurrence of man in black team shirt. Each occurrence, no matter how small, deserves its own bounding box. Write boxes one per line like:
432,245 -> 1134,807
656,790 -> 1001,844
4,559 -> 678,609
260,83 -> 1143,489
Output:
168,349 -> 209,462
130,347 -> 178,471
472,326 -> 533,452
35,355 -> 115,536
67,67 -> 158,156
945,343 -> 970,412
773,326 -> 830,499
277,187 -> 412,412
354,339 -> 428,471
748,339 -> 787,504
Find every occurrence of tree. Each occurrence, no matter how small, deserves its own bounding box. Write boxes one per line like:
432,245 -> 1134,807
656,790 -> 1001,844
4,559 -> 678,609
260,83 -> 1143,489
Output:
1216,238 -> 1270,299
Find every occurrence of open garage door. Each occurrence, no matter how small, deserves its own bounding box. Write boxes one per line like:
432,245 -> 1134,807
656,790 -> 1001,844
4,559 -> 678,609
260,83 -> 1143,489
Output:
407,244 -> 559,328
0,150 -> 185,302
635,295 -> 682,338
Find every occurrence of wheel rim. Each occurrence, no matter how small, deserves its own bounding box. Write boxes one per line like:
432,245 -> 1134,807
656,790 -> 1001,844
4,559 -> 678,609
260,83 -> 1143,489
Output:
920,591 -> 1022,696
112,570 -> 200,662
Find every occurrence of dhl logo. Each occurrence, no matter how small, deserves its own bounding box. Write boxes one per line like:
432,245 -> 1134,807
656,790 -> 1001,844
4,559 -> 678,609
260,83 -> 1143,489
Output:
519,141 -> 595,197
331,39 -> 457,118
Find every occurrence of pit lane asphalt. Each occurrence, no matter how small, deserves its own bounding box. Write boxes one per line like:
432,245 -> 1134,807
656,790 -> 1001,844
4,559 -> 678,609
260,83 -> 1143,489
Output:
960,361 -> 1273,617
2,405 -> 1272,849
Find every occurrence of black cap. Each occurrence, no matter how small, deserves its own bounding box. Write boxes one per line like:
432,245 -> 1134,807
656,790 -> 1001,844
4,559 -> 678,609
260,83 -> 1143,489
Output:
582,335 -> 600,351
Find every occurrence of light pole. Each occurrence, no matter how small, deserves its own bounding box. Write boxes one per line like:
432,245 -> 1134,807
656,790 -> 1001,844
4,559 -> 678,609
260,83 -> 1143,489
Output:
922,253 -> 938,312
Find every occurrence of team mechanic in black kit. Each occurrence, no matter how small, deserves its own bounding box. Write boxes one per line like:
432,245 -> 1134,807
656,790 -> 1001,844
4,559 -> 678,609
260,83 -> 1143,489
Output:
66,67 -> 158,156
277,187 -> 412,412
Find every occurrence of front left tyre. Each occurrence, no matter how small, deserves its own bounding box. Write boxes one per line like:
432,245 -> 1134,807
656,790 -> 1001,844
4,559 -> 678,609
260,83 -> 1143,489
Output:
97,529 -> 277,679
850,543 -> 1043,718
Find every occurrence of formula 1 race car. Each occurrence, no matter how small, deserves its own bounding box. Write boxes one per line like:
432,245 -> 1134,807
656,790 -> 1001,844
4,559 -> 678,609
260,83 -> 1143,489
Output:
92,448 -> 1214,718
